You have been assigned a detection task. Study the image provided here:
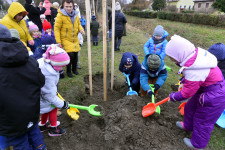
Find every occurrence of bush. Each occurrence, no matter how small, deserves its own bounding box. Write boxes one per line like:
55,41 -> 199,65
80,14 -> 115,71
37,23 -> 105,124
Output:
218,15 -> 225,27
125,11 -> 157,19
157,11 -> 167,19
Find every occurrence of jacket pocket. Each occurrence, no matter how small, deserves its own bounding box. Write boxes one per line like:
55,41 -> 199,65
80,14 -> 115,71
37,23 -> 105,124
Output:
199,93 -> 204,107
65,28 -> 68,38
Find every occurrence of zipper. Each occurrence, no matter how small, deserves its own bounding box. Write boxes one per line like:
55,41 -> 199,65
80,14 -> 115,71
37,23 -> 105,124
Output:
18,22 -> 28,41
154,44 -> 156,53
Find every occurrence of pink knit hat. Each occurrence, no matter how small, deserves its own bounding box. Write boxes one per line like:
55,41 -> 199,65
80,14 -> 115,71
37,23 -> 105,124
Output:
28,21 -> 39,32
43,44 -> 70,71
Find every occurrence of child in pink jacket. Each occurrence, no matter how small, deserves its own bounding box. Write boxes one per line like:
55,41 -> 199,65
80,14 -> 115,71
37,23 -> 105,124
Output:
165,35 -> 225,150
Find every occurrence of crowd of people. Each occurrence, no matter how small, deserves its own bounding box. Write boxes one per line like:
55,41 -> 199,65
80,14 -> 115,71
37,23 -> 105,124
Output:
0,0 -> 224,150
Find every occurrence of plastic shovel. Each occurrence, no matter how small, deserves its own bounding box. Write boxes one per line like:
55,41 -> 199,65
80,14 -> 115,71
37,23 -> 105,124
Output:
123,73 -> 138,96
69,104 -> 102,117
57,93 -> 80,120
216,110 -> 225,128
149,84 -> 160,114
142,97 -> 170,117
165,65 -> 172,72
178,101 -> 187,116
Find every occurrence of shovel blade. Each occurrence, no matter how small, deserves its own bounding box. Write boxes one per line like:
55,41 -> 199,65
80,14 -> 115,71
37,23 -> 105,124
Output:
67,108 -> 80,120
127,91 -> 138,96
142,103 -> 156,117
89,105 -> 102,116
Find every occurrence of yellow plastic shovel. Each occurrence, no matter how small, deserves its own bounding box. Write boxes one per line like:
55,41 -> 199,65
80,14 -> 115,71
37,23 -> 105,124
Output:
57,93 -> 80,120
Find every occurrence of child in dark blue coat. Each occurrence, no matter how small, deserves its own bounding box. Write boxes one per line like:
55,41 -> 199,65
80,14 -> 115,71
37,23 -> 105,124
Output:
119,52 -> 141,94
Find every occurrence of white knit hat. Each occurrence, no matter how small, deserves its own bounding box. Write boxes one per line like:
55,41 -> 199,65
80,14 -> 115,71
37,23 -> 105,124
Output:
115,2 -> 121,11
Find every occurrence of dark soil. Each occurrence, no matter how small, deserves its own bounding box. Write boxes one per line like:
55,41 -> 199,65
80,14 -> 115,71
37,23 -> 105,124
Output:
43,74 -> 211,150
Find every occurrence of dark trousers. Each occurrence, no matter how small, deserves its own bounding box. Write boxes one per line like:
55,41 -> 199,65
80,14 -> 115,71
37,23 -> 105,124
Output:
115,36 -> 122,50
92,35 -> 98,42
67,52 -> 78,73
82,25 -> 85,30
46,15 -> 51,22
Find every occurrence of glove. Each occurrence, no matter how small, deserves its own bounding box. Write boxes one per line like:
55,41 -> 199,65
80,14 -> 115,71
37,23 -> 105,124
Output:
154,84 -> 160,91
147,90 -> 155,97
62,101 -> 70,109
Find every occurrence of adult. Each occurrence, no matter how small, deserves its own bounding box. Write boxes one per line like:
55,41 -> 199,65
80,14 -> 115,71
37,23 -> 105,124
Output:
43,0 -> 52,22
108,2 -> 127,51
0,2 -> 34,46
54,0 -> 85,78
50,2 -> 59,28
24,0 -> 46,32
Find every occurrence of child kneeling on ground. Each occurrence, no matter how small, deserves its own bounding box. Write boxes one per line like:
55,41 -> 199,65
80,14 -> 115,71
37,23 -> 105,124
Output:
38,44 -> 70,136
166,35 -> 225,150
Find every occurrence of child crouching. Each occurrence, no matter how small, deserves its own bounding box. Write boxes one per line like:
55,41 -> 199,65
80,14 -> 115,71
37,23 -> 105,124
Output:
38,44 -> 70,136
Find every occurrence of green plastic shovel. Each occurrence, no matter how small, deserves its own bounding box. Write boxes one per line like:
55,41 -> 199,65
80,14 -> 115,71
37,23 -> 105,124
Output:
69,104 -> 102,117
149,84 -> 160,114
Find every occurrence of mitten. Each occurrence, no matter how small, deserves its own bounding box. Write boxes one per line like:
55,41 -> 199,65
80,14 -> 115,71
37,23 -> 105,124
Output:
154,84 -> 160,91
169,92 -> 176,102
62,101 -> 70,109
147,90 -> 155,97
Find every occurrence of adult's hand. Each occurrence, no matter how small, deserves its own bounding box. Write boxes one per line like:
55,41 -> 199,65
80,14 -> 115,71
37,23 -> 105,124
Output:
80,30 -> 85,35
28,40 -> 34,46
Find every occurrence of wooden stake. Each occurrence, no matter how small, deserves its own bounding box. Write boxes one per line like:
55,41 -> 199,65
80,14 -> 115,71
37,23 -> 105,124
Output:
92,0 -> 95,16
111,0 -> 115,90
102,0 -> 107,101
85,0 -> 93,96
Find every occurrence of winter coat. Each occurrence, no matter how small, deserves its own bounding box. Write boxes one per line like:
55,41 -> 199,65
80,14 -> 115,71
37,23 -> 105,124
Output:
38,58 -> 64,114
140,54 -> 167,92
0,2 -> 33,44
80,18 -> 86,26
0,38 -> 45,137
54,8 -> 83,53
90,20 -> 99,36
24,3 -> 46,32
119,52 -> 141,87
109,11 -> 127,37
28,37 -> 42,53
218,60 -> 225,77
44,0 -> 51,16
50,6 -> 58,27
143,31 -> 169,59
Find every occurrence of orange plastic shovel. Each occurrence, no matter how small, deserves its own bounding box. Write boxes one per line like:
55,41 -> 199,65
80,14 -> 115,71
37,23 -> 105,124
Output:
178,102 -> 187,116
142,97 -> 170,117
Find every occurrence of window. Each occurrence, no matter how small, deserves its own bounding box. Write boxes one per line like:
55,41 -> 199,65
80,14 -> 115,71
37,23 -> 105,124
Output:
206,3 -> 209,8
198,3 -> 201,8
180,5 -> 182,9
184,5 -> 186,10
189,5 -> 191,10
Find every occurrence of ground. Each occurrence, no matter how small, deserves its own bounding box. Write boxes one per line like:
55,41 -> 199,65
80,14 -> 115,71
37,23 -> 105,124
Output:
43,74 -> 211,150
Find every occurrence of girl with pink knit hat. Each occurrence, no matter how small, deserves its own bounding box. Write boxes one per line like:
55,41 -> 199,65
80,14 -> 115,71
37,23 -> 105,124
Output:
165,35 -> 225,150
38,44 -> 70,136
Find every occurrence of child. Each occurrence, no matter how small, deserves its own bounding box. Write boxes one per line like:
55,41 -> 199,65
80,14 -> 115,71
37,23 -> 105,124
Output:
166,35 -> 225,150
90,15 -> 100,46
40,14 -> 46,24
42,20 -> 55,39
119,52 -> 141,94
80,15 -> 86,30
38,44 -> 70,136
0,24 -> 46,149
143,25 -> 169,59
140,54 -> 167,98
77,32 -> 83,69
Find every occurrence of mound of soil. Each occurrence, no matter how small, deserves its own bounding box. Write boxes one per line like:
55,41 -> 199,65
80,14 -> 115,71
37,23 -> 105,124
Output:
43,74 -> 210,150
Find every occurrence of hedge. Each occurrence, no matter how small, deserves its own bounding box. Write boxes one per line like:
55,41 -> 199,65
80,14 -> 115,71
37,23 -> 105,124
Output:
125,11 -> 225,27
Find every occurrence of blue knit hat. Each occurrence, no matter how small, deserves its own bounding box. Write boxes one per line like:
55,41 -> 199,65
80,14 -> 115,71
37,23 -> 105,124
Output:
92,15 -> 96,20
153,25 -> 164,37
208,43 -> 225,61
0,24 -> 12,40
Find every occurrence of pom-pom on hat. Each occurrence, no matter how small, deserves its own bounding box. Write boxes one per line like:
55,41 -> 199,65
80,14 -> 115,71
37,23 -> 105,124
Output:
153,25 -> 164,37
147,54 -> 161,71
208,43 -> 225,61
43,20 -> 52,31
28,21 -> 39,32
52,2 -> 59,8
0,24 -> 12,40
43,44 -> 70,71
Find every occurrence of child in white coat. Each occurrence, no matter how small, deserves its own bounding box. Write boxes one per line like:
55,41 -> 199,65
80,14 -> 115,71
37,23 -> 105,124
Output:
38,44 -> 70,136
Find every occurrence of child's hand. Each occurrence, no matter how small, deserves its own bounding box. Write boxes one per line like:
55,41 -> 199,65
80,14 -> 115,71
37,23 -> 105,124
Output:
28,40 -> 34,46
62,101 -> 70,109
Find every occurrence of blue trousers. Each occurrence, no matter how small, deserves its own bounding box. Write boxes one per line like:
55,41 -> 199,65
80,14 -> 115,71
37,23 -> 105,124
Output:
1,124 -> 46,150
92,35 -> 98,43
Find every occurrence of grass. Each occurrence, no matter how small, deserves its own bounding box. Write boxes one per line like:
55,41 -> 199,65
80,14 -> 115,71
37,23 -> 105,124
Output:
58,15 -> 225,149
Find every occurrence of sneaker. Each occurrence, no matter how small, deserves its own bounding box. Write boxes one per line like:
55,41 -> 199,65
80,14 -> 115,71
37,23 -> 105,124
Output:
184,138 -> 203,150
67,72 -> 74,78
38,123 -> 49,132
48,126 -> 66,136
176,121 -> 187,131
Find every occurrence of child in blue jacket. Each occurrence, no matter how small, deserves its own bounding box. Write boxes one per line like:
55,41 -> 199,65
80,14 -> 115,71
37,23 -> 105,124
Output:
143,25 -> 169,59
140,54 -> 167,97
80,15 -> 86,30
119,52 -> 141,94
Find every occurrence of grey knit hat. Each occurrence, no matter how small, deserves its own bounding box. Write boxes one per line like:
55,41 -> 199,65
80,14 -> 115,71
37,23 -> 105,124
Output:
147,54 -> 161,71
153,25 -> 164,37
0,24 -> 12,40
10,29 -> 20,40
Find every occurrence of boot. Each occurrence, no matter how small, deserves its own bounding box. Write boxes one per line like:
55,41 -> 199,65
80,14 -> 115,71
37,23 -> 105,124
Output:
176,121 -> 187,131
96,42 -> 98,46
72,69 -> 79,75
67,65 -> 74,78
93,42 -> 95,46
184,138 -> 203,150
67,72 -> 74,78
48,126 -> 66,136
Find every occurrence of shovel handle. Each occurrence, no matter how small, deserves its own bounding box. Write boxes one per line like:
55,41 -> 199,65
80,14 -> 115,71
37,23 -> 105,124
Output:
69,104 -> 89,111
155,97 -> 170,107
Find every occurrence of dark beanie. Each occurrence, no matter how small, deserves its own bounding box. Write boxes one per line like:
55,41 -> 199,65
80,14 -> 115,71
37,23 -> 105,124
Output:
147,54 -> 161,71
0,24 -> 12,40
26,0 -> 32,4
208,43 -> 225,61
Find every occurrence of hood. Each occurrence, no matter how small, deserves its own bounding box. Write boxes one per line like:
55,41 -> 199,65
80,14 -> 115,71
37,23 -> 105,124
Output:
38,58 -> 58,76
8,2 -> 27,20
59,8 -> 78,17
121,52 -> 135,66
0,38 -> 29,67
